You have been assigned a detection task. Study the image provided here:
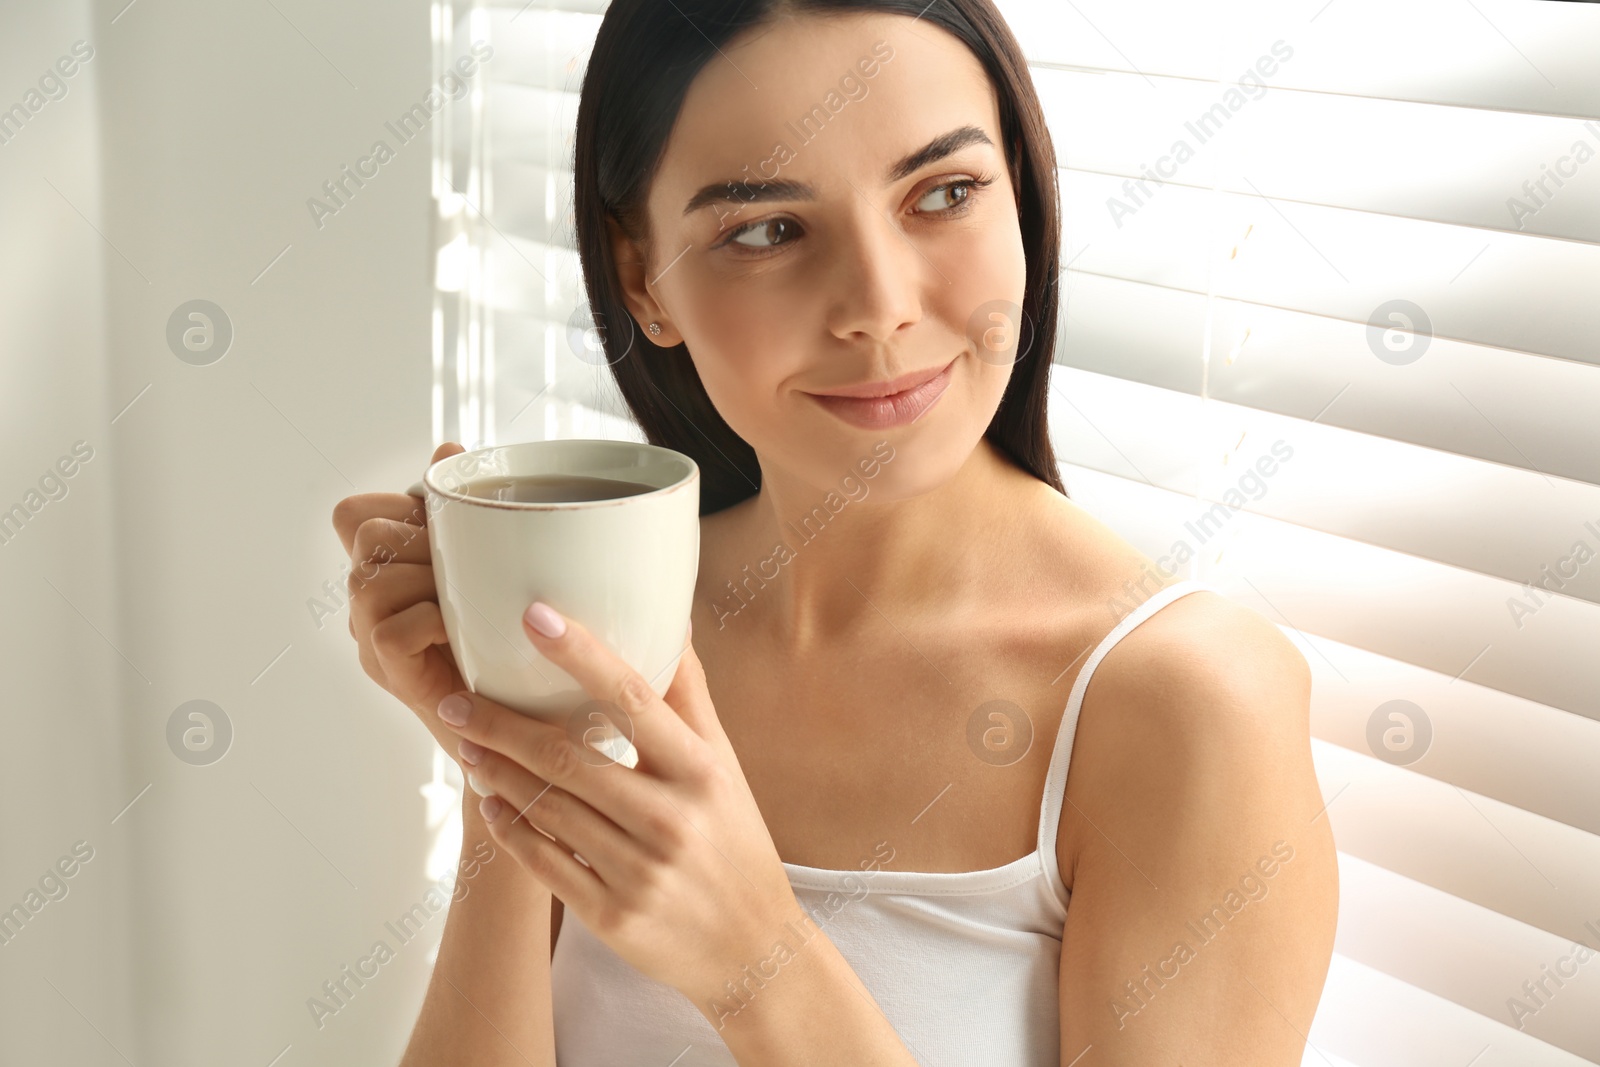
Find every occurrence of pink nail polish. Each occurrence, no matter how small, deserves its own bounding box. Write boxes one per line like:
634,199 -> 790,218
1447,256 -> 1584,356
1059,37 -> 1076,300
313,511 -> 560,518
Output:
438,693 -> 471,726
525,601 -> 566,639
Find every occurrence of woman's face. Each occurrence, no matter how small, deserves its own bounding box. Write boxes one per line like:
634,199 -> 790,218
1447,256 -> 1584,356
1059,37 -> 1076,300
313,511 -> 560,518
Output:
626,11 -> 1028,500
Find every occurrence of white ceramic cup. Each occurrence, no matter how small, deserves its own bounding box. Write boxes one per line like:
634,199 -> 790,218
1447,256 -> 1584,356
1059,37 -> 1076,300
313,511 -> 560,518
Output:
406,440 -> 700,742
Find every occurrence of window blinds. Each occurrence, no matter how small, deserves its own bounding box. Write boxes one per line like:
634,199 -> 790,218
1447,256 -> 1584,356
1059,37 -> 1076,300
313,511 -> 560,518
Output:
432,2 -> 1600,1064
432,0 -> 632,454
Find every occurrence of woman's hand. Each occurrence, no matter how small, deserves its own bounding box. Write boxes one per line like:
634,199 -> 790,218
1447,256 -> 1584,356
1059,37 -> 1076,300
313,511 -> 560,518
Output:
331,441 -> 470,757
436,601 -> 807,1007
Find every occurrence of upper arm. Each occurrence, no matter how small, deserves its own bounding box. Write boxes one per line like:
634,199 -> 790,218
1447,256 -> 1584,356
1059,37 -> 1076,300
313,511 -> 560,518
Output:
1056,598 -> 1338,1066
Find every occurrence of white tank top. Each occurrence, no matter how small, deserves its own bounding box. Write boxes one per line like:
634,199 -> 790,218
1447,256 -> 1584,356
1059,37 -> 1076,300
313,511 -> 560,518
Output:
550,579 -> 1214,1065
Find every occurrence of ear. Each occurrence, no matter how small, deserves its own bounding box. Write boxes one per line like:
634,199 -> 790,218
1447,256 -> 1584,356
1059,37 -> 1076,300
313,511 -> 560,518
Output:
606,214 -> 681,347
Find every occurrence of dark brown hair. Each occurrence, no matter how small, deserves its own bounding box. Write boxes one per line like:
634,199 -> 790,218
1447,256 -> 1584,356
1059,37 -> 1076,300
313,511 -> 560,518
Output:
572,0 -> 1065,515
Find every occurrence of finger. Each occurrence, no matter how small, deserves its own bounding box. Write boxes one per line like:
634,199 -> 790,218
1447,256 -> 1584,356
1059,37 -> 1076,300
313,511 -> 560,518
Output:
369,598 -> 450,669
330,440 -> 462,554
348,563 -> 438,640
521,603 -> 705,782
369,600 -> 463,719
477,793 -> 605,914
352,515 -> 432,568
332,494 -> 430,558
436,689 -> 666,842
462,747 -> 639,889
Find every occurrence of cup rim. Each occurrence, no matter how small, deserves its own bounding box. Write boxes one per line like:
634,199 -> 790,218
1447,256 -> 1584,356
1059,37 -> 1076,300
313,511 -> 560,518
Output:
422,439 -> 699,511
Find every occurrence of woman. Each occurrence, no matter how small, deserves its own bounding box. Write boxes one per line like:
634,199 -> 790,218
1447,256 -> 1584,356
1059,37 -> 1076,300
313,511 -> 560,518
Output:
332,1 -> 1338,1063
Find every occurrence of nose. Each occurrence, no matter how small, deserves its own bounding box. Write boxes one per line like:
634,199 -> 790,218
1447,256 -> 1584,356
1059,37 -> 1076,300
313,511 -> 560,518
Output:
823,197 -> 924,346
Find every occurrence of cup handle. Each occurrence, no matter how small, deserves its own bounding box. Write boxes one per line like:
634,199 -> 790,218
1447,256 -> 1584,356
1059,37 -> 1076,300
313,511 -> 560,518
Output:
405,480 -> 427,498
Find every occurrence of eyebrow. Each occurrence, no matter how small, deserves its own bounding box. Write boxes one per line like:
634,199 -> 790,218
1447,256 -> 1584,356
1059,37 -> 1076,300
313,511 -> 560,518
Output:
681,124 -> 996,217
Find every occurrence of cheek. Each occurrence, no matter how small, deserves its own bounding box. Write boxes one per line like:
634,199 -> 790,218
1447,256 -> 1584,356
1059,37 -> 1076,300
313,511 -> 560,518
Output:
935,211 -> 1028,341
669,274 -> 803,437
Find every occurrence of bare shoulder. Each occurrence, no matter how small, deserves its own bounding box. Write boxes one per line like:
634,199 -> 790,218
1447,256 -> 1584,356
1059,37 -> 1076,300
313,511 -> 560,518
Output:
1040,489 -> 1313,732
1038,491 -> 1321,873
1063,572 -> 1318,832
1093,587 -> 1313,743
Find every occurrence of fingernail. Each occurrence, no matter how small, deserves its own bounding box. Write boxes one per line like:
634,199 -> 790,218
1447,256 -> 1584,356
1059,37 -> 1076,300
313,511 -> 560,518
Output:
438,693 -> 471,726
480,795 -> 502,821
467,770 -> 492,797
525,601 -> 566,639
458,738 -> 485,765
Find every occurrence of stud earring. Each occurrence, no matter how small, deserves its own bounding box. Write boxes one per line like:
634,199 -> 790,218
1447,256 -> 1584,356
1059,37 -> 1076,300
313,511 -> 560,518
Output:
647,322 -> 662,336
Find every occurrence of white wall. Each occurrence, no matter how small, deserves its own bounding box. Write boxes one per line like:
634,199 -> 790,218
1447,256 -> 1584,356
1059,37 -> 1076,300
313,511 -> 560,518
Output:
1,0 -> 449,1062
0,0 -> 135,1061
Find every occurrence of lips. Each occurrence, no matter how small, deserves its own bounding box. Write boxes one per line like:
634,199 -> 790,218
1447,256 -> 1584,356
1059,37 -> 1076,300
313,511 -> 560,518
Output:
805,357 -> 955,430
808,361 -> 952,399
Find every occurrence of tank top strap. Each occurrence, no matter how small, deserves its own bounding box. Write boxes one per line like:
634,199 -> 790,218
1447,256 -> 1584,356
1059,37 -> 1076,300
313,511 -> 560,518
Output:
1034,578 -> 1219,906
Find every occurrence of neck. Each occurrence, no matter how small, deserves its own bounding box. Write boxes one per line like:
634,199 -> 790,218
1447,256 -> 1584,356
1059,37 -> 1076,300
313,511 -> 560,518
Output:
709,438 -> 1045,649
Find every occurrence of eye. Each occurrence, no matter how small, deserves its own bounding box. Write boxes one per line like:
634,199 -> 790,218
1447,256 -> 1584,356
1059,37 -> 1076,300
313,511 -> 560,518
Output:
914,175 -> 994,214
728,217 -> 800,251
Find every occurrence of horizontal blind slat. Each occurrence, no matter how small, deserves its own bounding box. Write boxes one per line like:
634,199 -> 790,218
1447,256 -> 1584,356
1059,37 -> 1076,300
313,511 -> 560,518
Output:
1061,172 -> 1600,365
1056,273 -> 1600,486
1038,68 -> 1600,242
996,0 -> 1600,120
